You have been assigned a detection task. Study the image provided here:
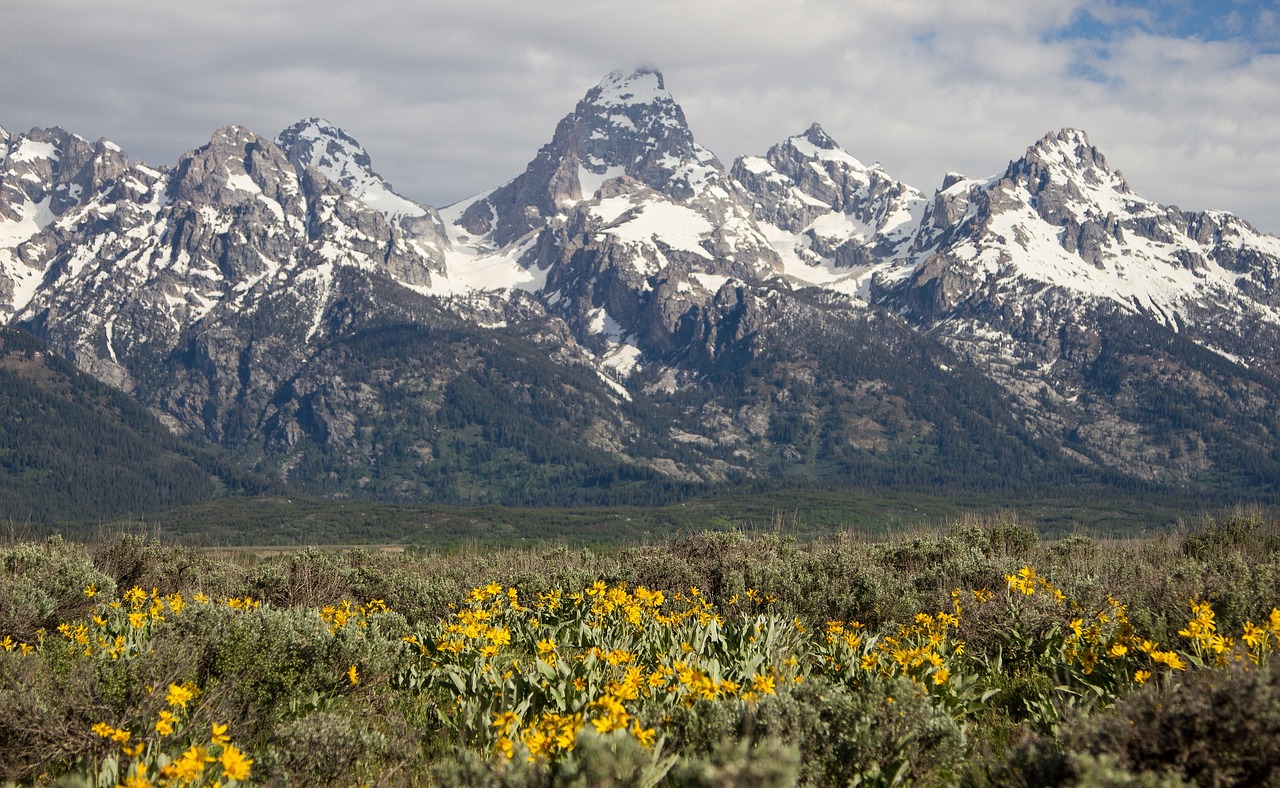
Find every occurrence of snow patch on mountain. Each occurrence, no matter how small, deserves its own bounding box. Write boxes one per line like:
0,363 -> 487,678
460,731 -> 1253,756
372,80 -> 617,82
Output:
735,124 -> 928,286
591,197 -> 714,259
601,341 -> 643,378
577,164 -> 625,201
591,68 -> 669,109
902,130 -> 1280,333
431,199 -> 546,295
9,139 -> 59,164
0,195 -> 57,314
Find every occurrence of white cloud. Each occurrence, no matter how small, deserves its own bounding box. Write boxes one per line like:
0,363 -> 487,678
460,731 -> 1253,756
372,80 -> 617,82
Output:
3,0 -> 1277,233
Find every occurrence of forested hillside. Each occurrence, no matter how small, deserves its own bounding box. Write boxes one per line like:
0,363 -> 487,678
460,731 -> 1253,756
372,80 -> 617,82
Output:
0,328 -> 278,521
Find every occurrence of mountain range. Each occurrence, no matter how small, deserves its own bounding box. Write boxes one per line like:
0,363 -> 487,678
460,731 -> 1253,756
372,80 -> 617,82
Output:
3,68 -> 1280,515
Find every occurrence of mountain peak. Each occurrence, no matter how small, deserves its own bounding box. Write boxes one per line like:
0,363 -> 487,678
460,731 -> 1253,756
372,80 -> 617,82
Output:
1046,127 -> 1091,147
801,123 -> 839,150
276,117 -> 374,177
777,124 -> 869,172
275,118 -> 426,219
588,68 -> 668,107
287,116 -> 343,135
1022,127 -> 1114,175
451,67 -> 725,243
209,125 -> 264,147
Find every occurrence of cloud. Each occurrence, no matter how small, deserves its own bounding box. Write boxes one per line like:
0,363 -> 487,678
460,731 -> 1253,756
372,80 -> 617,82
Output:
3,0 -> 1278,233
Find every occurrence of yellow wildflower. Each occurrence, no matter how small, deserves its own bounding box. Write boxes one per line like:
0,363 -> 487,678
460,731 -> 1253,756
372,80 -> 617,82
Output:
1006,567 -> 1038,595
164,745 -> 207,782
631,722 -> 657,749
493,710 -> 519,734
165,682 -> 196,709
219,744 -> 253,781
752,673 -> 776,695
155,710 -> 176,736
1151,650 -> 1187,671
495,736 -> 515,759
347,665 -> 359,685
1243,621 -> 1267,649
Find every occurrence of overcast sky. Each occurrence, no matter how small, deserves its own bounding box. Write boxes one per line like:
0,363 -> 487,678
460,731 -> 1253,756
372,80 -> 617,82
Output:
5,0 -> 1279,234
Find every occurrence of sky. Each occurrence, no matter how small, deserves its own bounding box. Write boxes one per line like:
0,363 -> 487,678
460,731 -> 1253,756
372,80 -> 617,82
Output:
4,0 -> 1279,234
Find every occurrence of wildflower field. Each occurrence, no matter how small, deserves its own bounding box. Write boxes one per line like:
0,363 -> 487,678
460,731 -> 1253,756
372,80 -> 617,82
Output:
3,513 -> 1280,786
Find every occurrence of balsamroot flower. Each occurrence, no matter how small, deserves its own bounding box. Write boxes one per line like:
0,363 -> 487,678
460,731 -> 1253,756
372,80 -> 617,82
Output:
165,682 -> 197,709
219,744 -> 253,781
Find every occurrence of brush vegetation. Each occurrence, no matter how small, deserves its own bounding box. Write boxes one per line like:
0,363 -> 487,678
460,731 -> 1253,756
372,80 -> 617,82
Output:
2,511 -> 1280,786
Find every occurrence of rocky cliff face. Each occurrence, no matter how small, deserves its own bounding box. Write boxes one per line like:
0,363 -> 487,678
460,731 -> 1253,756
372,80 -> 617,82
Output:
4,71 -> 1280,503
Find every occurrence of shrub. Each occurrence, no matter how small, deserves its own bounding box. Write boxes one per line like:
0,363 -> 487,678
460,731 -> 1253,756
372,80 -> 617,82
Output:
0,535 -> 113,638
1072,656 -> 1280,786
257,711 -> 388,786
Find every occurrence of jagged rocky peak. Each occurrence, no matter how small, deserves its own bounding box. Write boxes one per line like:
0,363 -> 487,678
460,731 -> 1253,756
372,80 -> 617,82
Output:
575,68 -> 712,179
733,122 -> 926,266
771,123 -> 878,175
0,127 -> 158,322
574,68 -> 723,190
741,122 -> 918,203
1027,128 -> 1113,172
275,118 -> 429,220
169,124 -> 295,206
455,67 -> 726,245
276,118 -> 374,188
1,126 -> 140,234
4,128 -> 93,191
1006,128 -> 1129,201
797,122 -> 838,150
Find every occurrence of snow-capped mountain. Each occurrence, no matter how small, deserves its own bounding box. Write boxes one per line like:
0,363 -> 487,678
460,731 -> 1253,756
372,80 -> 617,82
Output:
438,68 -> 786,382
732,123 -> 927,297
274,118 -> 451,285
2,122 -> 449,397
882,129 -> 1280,332
4,69 -> 1280,505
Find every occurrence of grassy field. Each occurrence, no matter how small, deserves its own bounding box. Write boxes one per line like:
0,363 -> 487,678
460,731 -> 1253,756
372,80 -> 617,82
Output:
2,508 -> 1280,785
24,486 -> 1218,550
